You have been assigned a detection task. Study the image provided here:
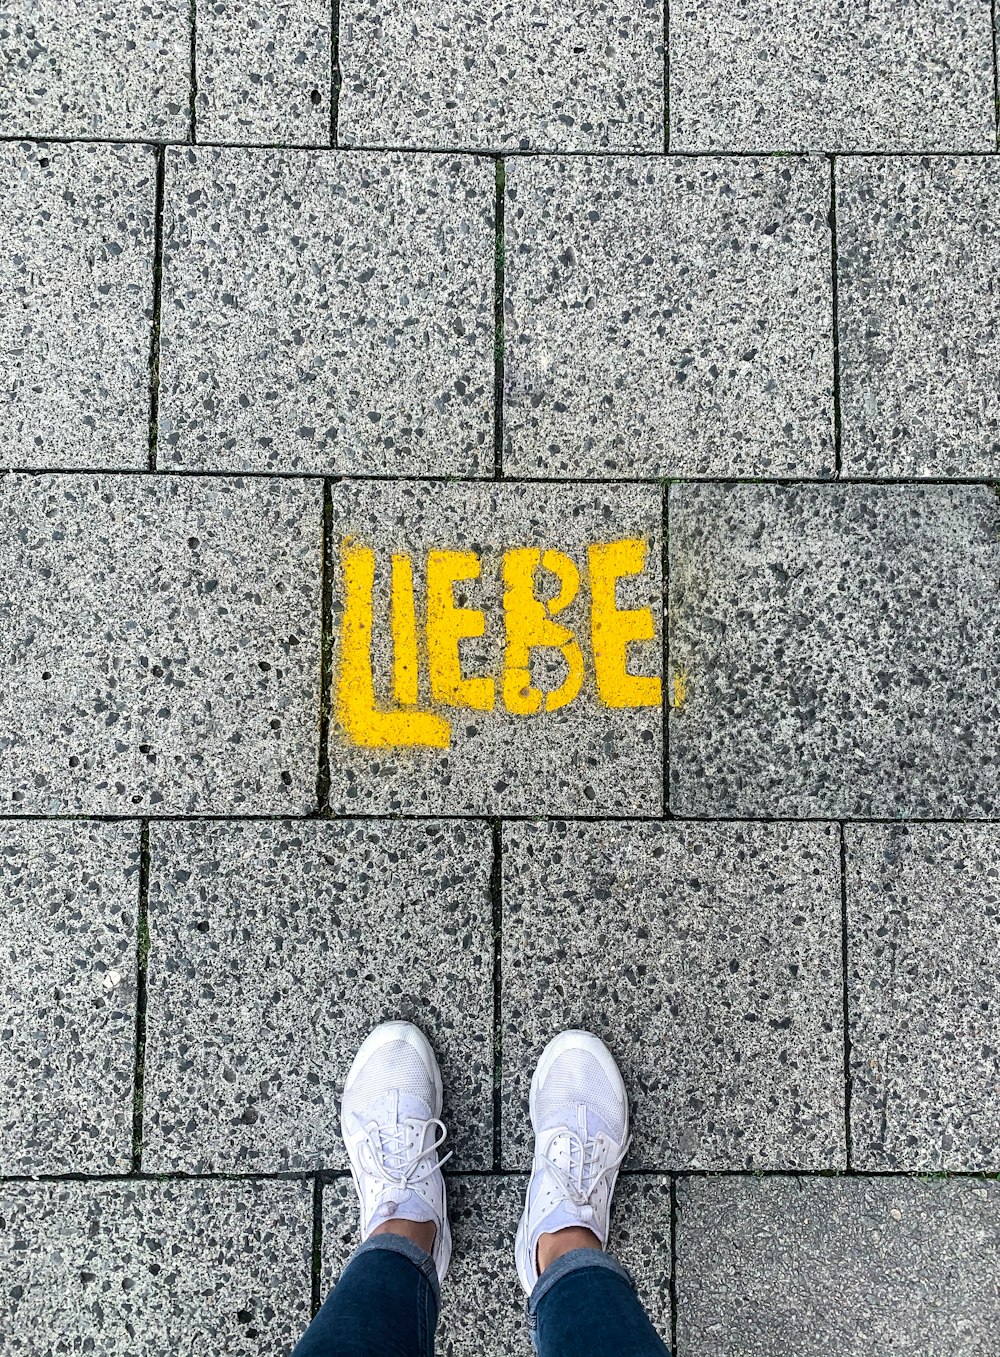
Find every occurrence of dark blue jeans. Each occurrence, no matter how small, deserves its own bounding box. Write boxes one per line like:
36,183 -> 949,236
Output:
291,1238 -> 671,1357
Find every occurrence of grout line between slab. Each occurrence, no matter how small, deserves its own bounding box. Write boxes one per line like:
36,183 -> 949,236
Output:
315,480 -> 335,813
188,0 -> 197,143
2,135 -> 1000,157
669,1174 -> 679,1356
147,148 -> 165,472
130,821 -> 151,1172
311,1176 -> 324,1314
663,1 -> 670,154
5,810 -> 1000,826
3,1166 -> 996,1186
829,155 -> 842,477
993,0 -> 1000,151
661,483 -> 671,818
494,159 -> 506,479
330,0 -> 342,146
839,822 -> 854,1170
490,819 -> 504,1170
7,468 -> 1000,488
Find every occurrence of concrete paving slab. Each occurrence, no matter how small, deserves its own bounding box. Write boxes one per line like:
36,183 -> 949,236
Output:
846,823 -> 1000,1172
0,1178 -> 312,1356
322,1173 -> 672,1353
0,821 -> 138,1175
0,474 -> 321,815
670,0 -> 995,152
326,479 -> 662,816
142,818 -> 493,1172
0,0 -> 190,140
838,156 -> 1000,477
676,1175 -> 1000,1357
195,0 -> 331,145
501,820 -> 844,1171
669,483 -> 1000,818
159,148 -> 494,475
504,155 -> 833,479
0,141 -> 155,470
338,0 -> 663,152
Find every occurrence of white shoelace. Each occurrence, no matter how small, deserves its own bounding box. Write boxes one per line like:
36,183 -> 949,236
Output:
540,1111 -> 631,1210
358,1116 -> 452,1191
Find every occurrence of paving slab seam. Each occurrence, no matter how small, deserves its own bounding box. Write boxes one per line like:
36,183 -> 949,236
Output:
490,820 -> 504,1171
494,159 -> 506,479
838,823 -> 853,1169
188,0 -> 198,143
829,156 -> 842,476
2,1168 -> 996,1186
131,822 -> 151,1172
668,1175 -> 679,1355
147,149 -> 166,472
13,810 -> 1000,827
662,485 -> 671,814
316,479 -> 335,813
330,0 -> 341,145
663,0 -> 670,154
311,1175 -> 324,1316
4,135 -> 1000,157
8,468 -> 1000,489
993,0 -> 1000,150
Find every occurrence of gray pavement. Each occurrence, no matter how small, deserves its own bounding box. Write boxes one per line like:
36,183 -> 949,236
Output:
1,2 -> 1000,1354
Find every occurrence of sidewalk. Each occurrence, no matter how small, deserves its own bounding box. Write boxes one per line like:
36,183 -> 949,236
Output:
1,2 -> 999,1353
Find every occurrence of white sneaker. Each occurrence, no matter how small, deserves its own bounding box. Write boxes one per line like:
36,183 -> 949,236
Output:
515,1030 -> 630,1295
341,1021 -> 452,1282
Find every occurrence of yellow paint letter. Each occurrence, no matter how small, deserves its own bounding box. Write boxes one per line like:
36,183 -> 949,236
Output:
426,550 -> 495,711
391,553 -> 420,707
502,548 -> 584,714
335,540 -> 450,748
589,539 -> 662,708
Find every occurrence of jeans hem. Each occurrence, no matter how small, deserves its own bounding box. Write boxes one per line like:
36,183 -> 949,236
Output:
351,1233 -> 441,1310
526,1247 -> 635,1327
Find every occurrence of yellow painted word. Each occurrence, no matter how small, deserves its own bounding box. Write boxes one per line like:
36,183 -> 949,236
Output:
335,538 -> 661,749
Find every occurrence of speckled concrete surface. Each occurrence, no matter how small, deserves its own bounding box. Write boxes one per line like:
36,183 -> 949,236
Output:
846,823 -> 1000,1172
0,1178 -> 312,1355
195,0 -> 331,145
0,820 -> 139,1174
2,3 -> 999,1352
159,149 -> 495,475
669,483 -> 1000,818
338,0 -> 664,151
142,819 -> 494,1171
505,155 -> 833,479
502,820 -> 845,1171
676,1176 -> 1000,1357
0,0 -> 190,140
838,156 -> 1000,477
0,474 -> 322,814
0,141 -> 155,470
326,478 -> 662,815
670,0 -> 996,151
322,1174 -> 673,1354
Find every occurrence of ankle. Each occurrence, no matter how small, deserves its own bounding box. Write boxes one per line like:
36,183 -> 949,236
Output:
370,1217 -> 437,1255
536,1225 -> 602,1274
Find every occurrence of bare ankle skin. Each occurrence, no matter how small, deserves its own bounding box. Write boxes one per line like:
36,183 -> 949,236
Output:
537,1225 -> 602,1274
370,1218 -> 437,1255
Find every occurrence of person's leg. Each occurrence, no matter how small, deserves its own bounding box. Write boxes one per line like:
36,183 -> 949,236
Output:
515,1030 -> 672,1357
291,1234 -> 438,1357
290,1022 -> 452,1357
527,1247 -> 670,1357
